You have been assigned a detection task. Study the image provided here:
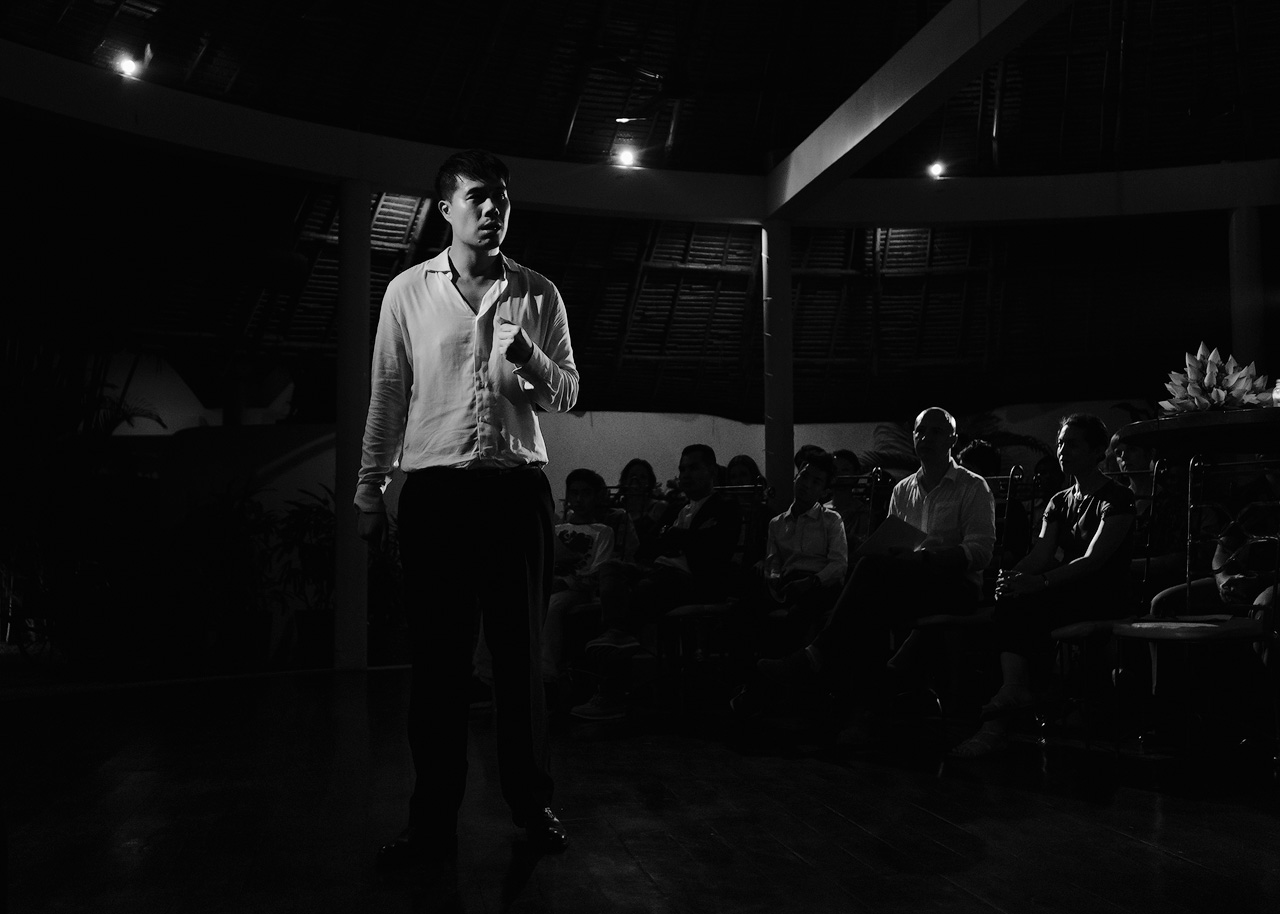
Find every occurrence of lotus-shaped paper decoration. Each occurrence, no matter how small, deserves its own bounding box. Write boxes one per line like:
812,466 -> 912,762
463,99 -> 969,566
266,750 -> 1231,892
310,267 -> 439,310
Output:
1158,342 -> 1272,413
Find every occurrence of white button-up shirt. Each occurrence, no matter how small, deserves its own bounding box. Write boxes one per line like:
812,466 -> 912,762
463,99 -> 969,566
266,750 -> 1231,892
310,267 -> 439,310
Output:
889,459 -> 996,588
356,251 -> 578,511
767,502 -> 849,586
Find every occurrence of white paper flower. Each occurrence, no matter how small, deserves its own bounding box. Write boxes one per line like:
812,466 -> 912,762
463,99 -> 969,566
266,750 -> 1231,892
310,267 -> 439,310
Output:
1157,342 -> 1271,413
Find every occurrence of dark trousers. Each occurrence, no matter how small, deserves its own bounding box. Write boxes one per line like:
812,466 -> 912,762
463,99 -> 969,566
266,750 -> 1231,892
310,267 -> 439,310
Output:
397,465 -> 555,839
599,561 -> 713,634
993,583 -> 1129,662
811,554 -> 979,693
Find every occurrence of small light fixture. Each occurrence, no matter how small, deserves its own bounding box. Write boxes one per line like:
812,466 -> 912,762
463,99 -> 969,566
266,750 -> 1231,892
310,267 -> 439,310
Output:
928,161 -> 945,179
116,42 -> 153,78
616,148 -> 637,167
615,116 -> 644,124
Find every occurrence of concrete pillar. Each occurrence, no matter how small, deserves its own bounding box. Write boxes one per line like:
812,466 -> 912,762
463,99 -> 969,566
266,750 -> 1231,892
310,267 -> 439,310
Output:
762,219 -> 795,507
334,179 -> 371,670
1229,207 -> 1265,366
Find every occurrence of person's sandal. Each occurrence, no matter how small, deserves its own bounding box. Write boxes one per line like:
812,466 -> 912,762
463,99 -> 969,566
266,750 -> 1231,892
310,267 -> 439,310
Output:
978,691 -> 1035,722
949,730 -> 1008,758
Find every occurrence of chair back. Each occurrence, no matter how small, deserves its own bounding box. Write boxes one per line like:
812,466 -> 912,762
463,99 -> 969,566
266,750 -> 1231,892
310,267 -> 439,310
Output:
1185,454 -> 1280,615
716,482 -> 775,569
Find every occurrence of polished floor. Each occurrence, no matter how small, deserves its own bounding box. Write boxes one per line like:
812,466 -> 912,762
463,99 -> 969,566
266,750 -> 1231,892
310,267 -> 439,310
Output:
4,662 -> 1280,914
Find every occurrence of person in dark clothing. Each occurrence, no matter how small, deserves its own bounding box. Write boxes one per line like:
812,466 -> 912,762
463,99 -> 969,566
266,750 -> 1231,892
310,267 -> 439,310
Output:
572,443 -> 743,720
952,413 -> 1134,757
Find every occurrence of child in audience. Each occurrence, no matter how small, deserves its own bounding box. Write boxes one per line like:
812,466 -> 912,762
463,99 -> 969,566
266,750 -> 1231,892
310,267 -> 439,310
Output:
756,451 -> 848,645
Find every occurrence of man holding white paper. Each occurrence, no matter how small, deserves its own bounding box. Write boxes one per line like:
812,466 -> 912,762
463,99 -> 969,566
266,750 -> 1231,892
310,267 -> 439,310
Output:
736,407 -> 995,711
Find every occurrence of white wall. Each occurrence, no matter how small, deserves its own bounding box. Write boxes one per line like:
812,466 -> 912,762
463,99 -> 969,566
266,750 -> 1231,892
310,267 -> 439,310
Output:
537,398 -> 1142,507
106,348 -> 1146,509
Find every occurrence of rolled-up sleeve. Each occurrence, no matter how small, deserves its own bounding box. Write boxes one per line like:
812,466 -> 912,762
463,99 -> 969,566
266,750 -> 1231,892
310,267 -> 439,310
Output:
356,296 -> 410,512
514,288 -> 578,413
816,511 -> 849,585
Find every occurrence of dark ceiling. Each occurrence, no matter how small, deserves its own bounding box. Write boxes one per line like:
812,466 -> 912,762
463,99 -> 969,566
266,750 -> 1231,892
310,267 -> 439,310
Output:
4,0 -> 1280,427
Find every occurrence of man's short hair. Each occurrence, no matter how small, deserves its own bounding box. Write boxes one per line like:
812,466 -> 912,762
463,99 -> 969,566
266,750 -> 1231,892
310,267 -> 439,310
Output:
1059,413 -> 1110,451
957,439 -> 1001,478
565,468 -> 606,493
831,448 -> 862,475
681,443 -> 717,469
793,443 -> 824,470
435,149 -> 510,203
801,451 -> 838,485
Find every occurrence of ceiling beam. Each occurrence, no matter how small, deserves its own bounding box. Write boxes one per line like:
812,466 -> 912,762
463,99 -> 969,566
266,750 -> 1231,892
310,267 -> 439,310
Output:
800,161 -> 1280,225
5,35 -> 1277,227
0,38 -> 761,224
764,0 -> 1072,221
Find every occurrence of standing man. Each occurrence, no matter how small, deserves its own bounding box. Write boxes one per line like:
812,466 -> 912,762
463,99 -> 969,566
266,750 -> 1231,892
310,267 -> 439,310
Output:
356,149 -> 578,870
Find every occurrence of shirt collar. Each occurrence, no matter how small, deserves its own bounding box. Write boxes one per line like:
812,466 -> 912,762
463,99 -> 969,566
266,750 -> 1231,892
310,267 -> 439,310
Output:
787,501 -> 823,520
914,456 -> 961,486
685,494 -> 712,515
424,249 -> 515,281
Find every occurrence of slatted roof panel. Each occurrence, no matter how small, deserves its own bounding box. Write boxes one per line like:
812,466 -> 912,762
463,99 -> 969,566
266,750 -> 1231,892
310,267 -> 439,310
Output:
5,0 -> 1278,423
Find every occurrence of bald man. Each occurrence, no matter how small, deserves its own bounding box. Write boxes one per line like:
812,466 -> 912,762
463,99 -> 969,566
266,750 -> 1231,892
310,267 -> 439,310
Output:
734,407 -> 996,713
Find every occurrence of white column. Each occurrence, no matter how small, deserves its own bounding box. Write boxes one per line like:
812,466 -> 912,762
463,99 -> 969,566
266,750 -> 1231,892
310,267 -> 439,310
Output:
762,220 -> 794,507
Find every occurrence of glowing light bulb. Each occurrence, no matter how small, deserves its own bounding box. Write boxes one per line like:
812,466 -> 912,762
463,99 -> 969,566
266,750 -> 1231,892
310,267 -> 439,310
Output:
928,162 -> 944,178
617,149 -> 636,167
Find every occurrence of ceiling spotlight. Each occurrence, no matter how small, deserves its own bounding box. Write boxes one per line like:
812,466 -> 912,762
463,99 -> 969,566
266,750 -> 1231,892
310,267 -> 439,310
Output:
116,42 -> 153,78
617,148 -> 637,167
928,161 -> 945,179
615,116 -> 644,124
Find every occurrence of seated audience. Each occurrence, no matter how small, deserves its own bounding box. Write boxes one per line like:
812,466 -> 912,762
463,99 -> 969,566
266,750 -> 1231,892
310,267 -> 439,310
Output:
1030,454 -> 1065,528
617,458 -> 672,556
572,444 -> 743,720
828,448 -> 873,551
732,407 -> 995,718
1110,435 -> 1186,595
952,413 -> 1135,758
726,453 -> 771,567
752,451 -> 848,646
474,468 -> 638,709
1147,457 -> 1279,618
957,438 -> 1031,569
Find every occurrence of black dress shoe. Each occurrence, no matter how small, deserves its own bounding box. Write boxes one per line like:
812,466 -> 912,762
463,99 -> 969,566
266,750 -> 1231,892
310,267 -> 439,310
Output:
513,807 -> 569,853
375,827 -> 457,872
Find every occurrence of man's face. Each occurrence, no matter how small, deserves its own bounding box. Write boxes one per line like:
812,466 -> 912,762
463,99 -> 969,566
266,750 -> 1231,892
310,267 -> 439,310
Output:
677,453 -> 715,500
440,176 -> 510,252
793,463 -> 832,507
913,409 -> 957,464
